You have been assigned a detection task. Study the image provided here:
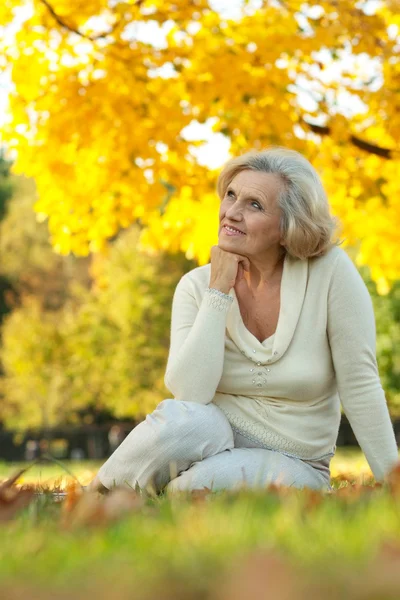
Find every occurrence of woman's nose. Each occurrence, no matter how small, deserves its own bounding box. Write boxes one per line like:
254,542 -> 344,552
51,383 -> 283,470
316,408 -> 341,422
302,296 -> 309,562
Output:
225,201 -> 243,220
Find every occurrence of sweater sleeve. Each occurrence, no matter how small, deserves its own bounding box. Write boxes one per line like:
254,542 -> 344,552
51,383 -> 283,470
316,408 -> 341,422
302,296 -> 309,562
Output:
164,274 -> 233,404
327,251 -> 399,482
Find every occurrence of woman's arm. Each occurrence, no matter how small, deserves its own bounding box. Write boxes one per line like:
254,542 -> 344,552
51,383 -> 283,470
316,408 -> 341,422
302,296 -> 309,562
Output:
164,274 -> 233,404
327,250 -> 399,482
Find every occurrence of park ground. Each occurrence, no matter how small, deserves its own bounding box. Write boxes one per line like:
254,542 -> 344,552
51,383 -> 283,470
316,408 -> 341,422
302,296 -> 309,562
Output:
1,449 -> 400,600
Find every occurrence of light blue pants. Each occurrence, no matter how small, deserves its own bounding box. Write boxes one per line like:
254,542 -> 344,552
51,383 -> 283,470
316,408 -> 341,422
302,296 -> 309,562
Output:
96,399 -> 331,495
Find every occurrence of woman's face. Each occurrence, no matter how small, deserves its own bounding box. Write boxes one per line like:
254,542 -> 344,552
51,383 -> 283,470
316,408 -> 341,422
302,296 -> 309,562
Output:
218,169 -> 284,259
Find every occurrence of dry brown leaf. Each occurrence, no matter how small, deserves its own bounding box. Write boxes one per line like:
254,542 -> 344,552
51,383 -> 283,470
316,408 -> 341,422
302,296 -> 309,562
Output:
0,468 -> 35,522
263,482 -> 293,497
384,461 -> 400,497
342,540 -> 400,599
0,487 -> 35,522
62,480 -> 85,513
0,468 -> 28,489
189,487 -> 212,504
335,483 -> 368,503
61,491 -> 105,529
301,487 -> 326,512
214,544 -> 400,600
61,487 -> 145,529
377,539 -> 400,562
214,550 -> 306,600
103,488 -> 145,520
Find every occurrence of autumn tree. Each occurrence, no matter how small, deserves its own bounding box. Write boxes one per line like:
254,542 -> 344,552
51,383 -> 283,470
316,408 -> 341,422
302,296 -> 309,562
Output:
61,227 -> 195,420
0,175 -> 91,310
369,276 -> 400,416
0,223 -> 194,429
0,0 -> 399,293
0,173 -> 92,428
0,171 -> 193,430
0,298 -> 71,429
0,150 -> 13,222
0,152 -> 16,324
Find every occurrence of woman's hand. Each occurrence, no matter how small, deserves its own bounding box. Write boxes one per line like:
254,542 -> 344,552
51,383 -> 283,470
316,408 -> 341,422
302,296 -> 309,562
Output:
209,245 -> 250,294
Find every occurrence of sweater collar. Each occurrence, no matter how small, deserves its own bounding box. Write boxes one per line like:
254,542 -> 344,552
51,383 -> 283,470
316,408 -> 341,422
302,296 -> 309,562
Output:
227,253 -> 309,364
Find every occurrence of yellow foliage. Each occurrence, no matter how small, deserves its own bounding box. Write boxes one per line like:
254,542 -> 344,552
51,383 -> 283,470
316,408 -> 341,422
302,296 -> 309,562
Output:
1,0 -> 400,289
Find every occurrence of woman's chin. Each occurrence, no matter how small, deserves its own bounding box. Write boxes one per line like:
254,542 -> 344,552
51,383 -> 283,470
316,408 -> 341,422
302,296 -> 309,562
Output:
218,236 -> 243,250
217,238 -> 232,250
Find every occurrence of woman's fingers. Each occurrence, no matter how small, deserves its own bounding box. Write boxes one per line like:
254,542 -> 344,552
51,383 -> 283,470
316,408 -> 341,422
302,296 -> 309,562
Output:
237,262 -> 244,282
242,257 -> 251,272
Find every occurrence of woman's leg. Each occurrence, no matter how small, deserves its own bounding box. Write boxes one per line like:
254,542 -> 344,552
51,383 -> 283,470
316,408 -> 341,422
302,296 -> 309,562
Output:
87,399 -> 235,495
165,447 -> 331,495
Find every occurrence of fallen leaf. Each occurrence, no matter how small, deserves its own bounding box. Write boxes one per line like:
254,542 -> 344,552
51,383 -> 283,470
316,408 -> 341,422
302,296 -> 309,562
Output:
0,469 -> 35,522
190,487 -> 212,504
61,487 -> 145,529
301,487 -> 325,512
214,550 -> 305,600
384,461 -> 400,497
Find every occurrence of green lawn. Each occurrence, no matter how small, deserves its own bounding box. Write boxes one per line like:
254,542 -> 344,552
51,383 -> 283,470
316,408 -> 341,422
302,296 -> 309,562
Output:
0,459 -> 103,489
0,447 -> 375,488
1,450 -> 400,600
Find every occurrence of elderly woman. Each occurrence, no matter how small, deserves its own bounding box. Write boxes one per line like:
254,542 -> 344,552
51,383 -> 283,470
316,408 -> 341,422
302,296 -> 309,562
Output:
89,147 -> 398,495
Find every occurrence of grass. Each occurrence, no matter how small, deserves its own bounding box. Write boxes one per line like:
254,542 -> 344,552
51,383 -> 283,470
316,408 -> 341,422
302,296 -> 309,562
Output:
1,449 -> 400,600
0,459 -> 102,489
0,447 -> 375,488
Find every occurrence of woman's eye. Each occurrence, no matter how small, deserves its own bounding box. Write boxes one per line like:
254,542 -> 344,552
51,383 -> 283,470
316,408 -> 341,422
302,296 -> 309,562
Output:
225,191 -> 261,210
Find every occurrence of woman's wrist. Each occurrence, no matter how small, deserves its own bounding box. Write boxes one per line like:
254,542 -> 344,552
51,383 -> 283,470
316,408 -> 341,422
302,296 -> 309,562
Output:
209,282 -> 231,295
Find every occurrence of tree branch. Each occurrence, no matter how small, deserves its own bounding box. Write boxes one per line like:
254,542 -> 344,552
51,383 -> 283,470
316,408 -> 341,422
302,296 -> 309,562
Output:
37,0 -> 395,162
304,120 -> 392,159
38,0 -> 141,41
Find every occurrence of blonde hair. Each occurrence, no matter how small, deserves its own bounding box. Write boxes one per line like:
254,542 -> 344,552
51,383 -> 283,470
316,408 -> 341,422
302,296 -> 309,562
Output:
216,147 -> 341,259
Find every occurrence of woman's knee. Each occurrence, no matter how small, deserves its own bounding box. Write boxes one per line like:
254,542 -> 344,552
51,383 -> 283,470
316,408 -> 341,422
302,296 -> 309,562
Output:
95,399 -> 235,494
166,448 -> 329,495
149,399 -> 235,458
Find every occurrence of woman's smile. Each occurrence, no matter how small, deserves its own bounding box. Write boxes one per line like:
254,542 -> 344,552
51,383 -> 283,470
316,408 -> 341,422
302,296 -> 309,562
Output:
222,224 -> 246,237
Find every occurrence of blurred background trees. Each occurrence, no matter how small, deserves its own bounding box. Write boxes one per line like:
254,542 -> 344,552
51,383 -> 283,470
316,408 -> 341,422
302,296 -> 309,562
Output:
0,173 -> 195,429
0,152 -> 15,326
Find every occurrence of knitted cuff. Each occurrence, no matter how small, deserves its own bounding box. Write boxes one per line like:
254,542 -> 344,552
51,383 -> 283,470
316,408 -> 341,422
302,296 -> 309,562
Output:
204,287 -> 233,312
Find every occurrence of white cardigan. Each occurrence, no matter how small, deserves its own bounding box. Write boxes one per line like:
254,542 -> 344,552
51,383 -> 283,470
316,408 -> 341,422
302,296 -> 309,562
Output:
164,246 -> 399,482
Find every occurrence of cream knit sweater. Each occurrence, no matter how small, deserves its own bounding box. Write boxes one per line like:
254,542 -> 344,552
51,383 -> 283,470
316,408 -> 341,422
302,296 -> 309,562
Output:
164,246 -> 399,482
